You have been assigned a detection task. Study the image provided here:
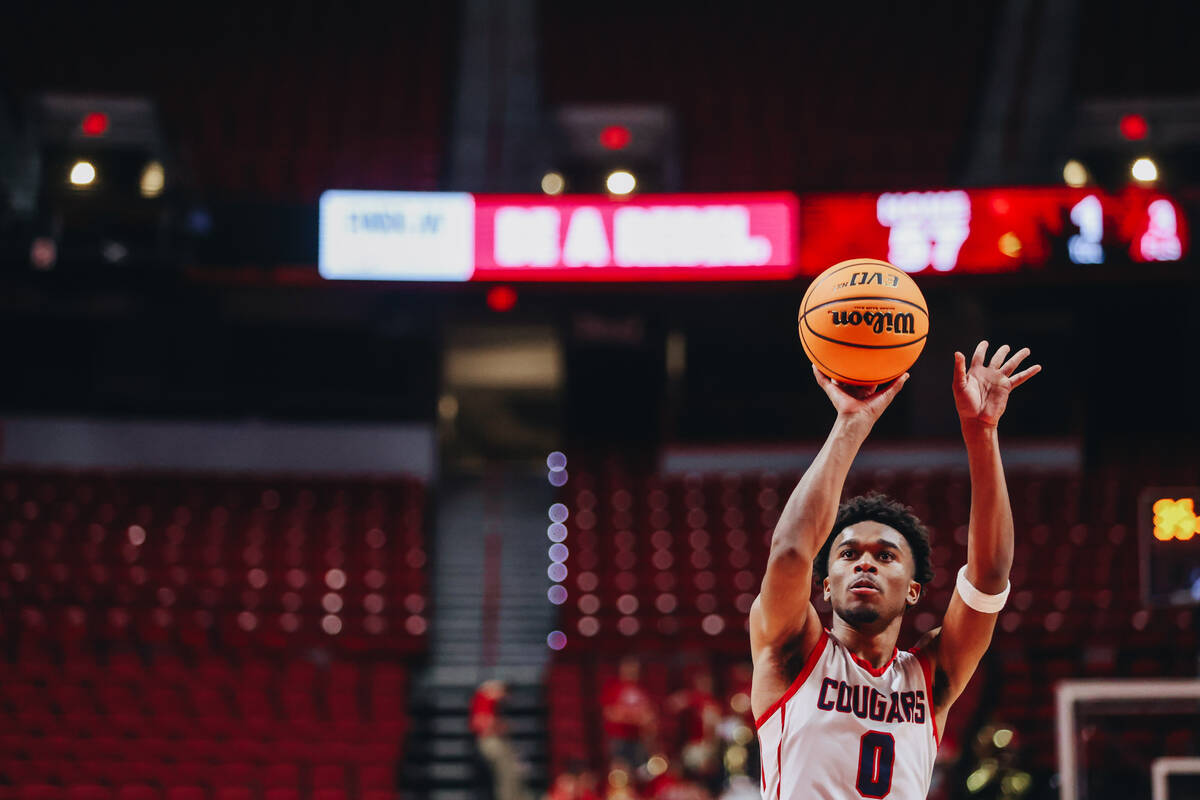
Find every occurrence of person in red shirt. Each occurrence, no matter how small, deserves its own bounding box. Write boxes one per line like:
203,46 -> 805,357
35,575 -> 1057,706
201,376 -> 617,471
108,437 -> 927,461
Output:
471,680 -> 531,800
546,762 -> 601,800
600,656 -> 657,770
664,670 -> 722,787
649,762 -> 713,800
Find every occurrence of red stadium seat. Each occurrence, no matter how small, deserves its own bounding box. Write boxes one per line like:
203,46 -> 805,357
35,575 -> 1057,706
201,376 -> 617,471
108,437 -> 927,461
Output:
357,765 -> 393,792
2,470 -> 423,798
65,787 -> 114,800
114,787 -> 161,800
209,764 -> 256,790
163,789 -> 206,800
310,765 -> 344,790
260,764 -> 300,789
212,790 -> 253,800
17,788 -> 63,800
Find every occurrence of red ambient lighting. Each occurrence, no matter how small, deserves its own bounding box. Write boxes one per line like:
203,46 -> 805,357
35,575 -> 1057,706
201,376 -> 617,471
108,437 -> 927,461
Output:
599,125 -> 632,150
1119,113 -> 1148,141
486,285 -> 518,312
81,112 -> 109,137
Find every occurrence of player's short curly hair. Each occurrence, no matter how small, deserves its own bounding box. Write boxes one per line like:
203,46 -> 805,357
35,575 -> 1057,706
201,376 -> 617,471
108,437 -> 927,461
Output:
813,492 -> 934,588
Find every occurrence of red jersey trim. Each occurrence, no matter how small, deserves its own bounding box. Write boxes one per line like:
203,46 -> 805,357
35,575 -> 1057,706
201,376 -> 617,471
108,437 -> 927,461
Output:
754,629 -> 829,730
911,647 -> 940,747
847,644 -> 899,678
776,703 -> 784,800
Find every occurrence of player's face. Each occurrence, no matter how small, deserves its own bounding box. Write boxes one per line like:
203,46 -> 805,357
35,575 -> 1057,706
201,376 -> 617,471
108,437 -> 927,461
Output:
823,521 -> 921,628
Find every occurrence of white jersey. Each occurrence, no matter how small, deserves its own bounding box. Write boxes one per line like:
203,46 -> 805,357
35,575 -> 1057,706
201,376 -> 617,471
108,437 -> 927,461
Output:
756,630 -> 939,799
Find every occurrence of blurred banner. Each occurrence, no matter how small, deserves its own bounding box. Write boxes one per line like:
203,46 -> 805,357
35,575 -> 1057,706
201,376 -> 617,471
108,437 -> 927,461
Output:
318,187 -> 1187,282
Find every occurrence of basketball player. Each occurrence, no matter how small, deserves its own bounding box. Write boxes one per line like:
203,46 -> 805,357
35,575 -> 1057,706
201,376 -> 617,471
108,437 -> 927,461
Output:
750,342 -> 1040,798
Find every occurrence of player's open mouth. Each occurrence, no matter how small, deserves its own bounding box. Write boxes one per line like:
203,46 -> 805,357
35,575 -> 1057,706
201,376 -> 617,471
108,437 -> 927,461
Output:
849,578 -> 880,595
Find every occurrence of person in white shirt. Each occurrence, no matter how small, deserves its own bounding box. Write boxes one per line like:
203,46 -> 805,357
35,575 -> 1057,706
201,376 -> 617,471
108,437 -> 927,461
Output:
750,342 -> 1040,799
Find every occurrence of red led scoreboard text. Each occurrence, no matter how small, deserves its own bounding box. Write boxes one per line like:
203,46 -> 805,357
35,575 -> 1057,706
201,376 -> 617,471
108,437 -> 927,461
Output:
799,186 -> 1187,274
318,187 -> 1187,281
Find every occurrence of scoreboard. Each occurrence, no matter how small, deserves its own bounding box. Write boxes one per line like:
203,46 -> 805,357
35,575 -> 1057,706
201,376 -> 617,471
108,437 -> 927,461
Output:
318,187 -> 1188,282
799,186 -> 1187,275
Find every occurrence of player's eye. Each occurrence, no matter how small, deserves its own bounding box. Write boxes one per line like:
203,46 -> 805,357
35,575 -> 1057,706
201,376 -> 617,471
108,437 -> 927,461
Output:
840,549 -> 855,558
879,552 -> 893,561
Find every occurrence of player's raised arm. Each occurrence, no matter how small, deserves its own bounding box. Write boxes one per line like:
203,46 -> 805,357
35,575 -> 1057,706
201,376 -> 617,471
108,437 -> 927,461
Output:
928,342 -> 1041,706
750,367 -> 909,653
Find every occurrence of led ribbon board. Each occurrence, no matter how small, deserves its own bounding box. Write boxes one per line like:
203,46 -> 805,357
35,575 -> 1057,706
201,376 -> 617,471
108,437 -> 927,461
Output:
318,188 -> 1186,281
319,191 -> 798,281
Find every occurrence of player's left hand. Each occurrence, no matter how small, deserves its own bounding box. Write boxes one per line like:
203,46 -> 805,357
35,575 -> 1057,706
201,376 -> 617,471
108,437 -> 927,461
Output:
953,341 -> 1041,428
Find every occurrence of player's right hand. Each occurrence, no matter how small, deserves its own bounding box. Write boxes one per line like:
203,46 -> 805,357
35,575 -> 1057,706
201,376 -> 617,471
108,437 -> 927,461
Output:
812,364 -> 908,425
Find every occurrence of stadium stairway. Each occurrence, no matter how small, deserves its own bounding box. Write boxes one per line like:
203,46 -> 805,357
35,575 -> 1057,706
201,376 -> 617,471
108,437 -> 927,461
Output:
403,469 -> 555,800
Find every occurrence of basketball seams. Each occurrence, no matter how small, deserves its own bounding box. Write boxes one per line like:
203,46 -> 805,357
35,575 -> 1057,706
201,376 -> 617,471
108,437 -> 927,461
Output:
801,296 -> 929,317
800,324 -> 860,383
802,323 -> 908,385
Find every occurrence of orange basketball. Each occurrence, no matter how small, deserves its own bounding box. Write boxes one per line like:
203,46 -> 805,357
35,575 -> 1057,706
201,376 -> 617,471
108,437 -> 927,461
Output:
798,258 -> 929,386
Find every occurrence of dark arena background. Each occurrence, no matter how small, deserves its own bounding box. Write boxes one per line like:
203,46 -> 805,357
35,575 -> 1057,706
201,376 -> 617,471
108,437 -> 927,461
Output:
1,1 -> 1199,799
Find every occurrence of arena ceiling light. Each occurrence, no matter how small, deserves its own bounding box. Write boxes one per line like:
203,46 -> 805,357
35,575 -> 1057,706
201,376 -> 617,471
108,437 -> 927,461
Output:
1062,159 -> 1089,188
1131,157 -> 1159,183
69,160 -> 96,187
140,161 -> 165,198
606,169 -> 636,195
540,171 -> 564,196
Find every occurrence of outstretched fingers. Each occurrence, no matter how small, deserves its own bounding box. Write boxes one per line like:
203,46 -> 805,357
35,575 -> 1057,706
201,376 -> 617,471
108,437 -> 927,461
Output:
988,344 -> 1011,369
971,340 -> 989,368
1009,364 -> 1042,388
999,347 -> 1031,375
953,351 -> 968,386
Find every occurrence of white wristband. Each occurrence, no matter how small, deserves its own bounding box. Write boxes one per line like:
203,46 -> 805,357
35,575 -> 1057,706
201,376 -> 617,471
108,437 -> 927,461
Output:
955,565 -> 1010,613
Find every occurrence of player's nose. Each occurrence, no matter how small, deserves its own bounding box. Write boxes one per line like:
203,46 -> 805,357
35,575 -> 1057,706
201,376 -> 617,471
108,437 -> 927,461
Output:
854,560 -> 877,573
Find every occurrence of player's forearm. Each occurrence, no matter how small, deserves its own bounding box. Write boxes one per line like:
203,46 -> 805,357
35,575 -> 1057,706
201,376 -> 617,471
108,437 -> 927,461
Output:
772,414 -> 872,560
962,422 -> 1014,592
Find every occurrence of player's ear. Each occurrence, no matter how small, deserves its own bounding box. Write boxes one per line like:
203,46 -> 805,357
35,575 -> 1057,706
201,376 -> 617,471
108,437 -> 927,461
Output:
906,580 -> 921,607
822,576 -> 831,603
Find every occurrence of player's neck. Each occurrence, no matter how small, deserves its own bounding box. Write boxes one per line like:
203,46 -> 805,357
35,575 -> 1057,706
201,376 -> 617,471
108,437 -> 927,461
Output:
829,614 -> 903,669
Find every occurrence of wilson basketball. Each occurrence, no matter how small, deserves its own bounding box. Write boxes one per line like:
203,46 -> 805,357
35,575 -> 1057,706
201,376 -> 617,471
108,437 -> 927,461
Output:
798,258 -> 929,386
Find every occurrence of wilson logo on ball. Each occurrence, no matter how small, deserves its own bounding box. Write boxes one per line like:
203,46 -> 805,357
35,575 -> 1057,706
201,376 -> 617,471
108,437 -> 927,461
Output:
827,309 -> 916,335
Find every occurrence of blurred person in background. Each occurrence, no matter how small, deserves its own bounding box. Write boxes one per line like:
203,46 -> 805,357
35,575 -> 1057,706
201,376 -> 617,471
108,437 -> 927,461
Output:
720,662 -> 758,782
664,669 -> 722,790
723,663 -> 754,728
647,760 -> 713,800
471,679 -> 533,800
601,656 -> 658,771
546,760 -> 601,800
